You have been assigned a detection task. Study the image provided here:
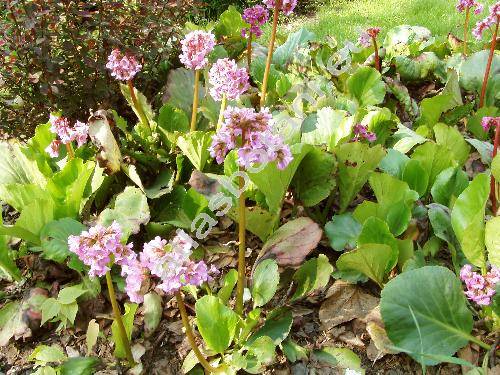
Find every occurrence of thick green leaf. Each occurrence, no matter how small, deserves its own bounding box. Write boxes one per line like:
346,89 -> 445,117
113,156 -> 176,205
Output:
402,159 -> 429,197
111,303 -> 137,359
247,143 -> 312,213
431,167 -> 469,207
324,213 -> 362,252
291,254 -> 333,301
120,84 -> 154,125
60,357 -> 100,375
0,184 -> 50,213
282,339 -> 308,363
394,52 -> 441,81
434,123 -> 470,166
157,103 -> 189,145
213,6 -> 247,40
40,219 -> 86,263
195,295 -> 239,354
0,215 -> 21,281
347,67 -> 386,107
428,203 -> 459,247
243,336 -> 275,373
99,187 -> 150,239
451,173 -> 489,268
411,142 -> 455,192
58,284 -> 86,305
0,142 -> 46,187
293,147 -> 336,207
177,131 -> 213,171
379,148 -> 410,178
336,244 -> 396,287
47,158 -> 95,218
312,347 -> 362,370
336,142 -> 386,211
217,269 -> 238,305
144,292 -> 162,337
459,51 -> 500,94
28,344 -> 66,365
485,217 -> 500,267
273,29 -> 316,67
392,124 -> 428,154
492,154 -> 500,181
14,198 -> 55,240
164,68 -> 202,117
247,309 -> 292,346
252,259 -> 279,308
301,108 -> 353,151
381,266 -> 474,365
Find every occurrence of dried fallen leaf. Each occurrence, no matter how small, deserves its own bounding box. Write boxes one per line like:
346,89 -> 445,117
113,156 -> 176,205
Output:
88,110 -> 122,174
257,217 -> 323,267
319,280 -> 379,330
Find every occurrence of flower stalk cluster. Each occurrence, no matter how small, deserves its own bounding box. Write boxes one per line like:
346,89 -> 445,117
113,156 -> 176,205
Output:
457,0 -> 484,55
46,115 -> 89,159
106,49 -> 151,133
179,31 -> 216,132
242,5 -> 270,70
473,2 -> 499,108
460,264 -> 499,305
359,27 -> 382,71
482,117 -> 500,214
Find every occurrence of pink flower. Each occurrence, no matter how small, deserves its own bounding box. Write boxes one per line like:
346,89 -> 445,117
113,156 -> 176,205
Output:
481,116 -> 500,131
460,264 -> 499,306
242,5 -> 270,38
140,231 -> 218,294
73,121 -> 89,147
179,31 -> 216,70
45,140 -> 61,158
49,114 -> 74,144
263,0 -> 297,15
472,2 -> 500,39
68,221 -> 133,278
106,49 -> 142,81
209,58 -> 250,101
209,106 -> 293,170
121,258 -> 147,303
456,0 -> 484,14
359,27 -> 381,48
353,124 -> 377,142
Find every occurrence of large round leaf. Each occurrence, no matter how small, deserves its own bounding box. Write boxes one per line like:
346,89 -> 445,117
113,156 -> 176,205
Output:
347,67 -> 386,107
381,266 -> 473,365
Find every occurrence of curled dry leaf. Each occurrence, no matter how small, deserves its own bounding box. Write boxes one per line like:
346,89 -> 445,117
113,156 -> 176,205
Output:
363,306 -> 399,360
88,110 -> 122,174
256,217 -> 323,267
319,280 -> 379,330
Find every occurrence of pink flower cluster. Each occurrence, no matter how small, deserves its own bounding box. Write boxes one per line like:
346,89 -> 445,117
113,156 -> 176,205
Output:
481,116 -> 500,131
359,27 -> 381,48
209,106 -> 293,170
353,124 -> 377,142
68,221 -> 134,278
456,0 -> 484,14
209,58 -> 250,101
179,30 -> 216,70
140,233 -> 217,295
106,49 -> 142,81
263,0 -> 297,15
242,5 -> 270,38
45,114 -> 89,158
472,2 -> 500,39
460,264 -> 499,305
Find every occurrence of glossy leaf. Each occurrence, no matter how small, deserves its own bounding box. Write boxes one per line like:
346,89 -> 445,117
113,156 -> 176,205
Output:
347,67 -> 386,107
324,213 -> 362,252
291,254 -> 333,301
251,259 -> 279,308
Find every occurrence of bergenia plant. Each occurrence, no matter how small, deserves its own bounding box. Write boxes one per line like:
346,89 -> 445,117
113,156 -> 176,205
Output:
106,49 -> 151,133
179,30 -> 216,131
472,2 -> 499,108
242,5 -> 269,70
359,27 -> 382,71
260,0 -> 297,107
209,58 -> 250,129
45,114 -> 89,159
456,0 -> 484,55
482,116 -> 500,214
68,222 -> 137,366
460,264 -> 499,305
209,106 -> 292,314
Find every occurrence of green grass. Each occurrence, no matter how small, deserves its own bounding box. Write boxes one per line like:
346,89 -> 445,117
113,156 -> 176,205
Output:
270,0 -> 496,43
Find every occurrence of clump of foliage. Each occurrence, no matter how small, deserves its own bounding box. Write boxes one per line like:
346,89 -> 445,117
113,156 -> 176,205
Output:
1,0 -> 500,374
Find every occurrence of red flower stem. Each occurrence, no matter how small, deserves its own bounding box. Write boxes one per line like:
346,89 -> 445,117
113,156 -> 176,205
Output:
127,79 -> 151,133
105,271 -> 135,367
479,20 -> 498,108
191,69 -> 201,132
464,7 -> 471,56
235,129 -> 247,316
260,1 -> 280,108
491,124 -> 500,215
247,32 -> 253,72
175,291 -> 219,373
372,36 -> 381,72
